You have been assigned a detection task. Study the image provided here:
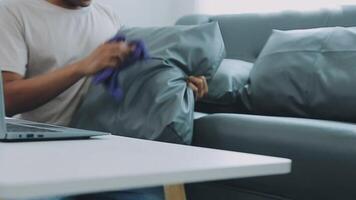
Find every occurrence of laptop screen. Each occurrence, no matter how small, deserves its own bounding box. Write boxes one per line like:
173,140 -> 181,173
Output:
0,71 -> 8,139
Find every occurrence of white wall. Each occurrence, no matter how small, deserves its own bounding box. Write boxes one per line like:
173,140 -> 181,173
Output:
100,0 -> 356,28
195,0 -> 356,14
170,0 -> 196,25
100,0 -> 196,27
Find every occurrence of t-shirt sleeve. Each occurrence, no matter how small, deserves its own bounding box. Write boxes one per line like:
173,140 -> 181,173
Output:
0,6 -> 28,76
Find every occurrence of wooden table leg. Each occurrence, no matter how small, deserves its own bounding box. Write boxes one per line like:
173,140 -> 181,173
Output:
164,184 -> 187,200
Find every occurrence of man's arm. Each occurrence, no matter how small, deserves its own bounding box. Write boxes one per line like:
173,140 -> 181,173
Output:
3,42 -> 133,117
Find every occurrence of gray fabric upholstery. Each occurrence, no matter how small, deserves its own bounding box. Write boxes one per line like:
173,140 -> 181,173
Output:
176,6 -> 356,62
191,114 -> 356,200
71,23 -> 225,144
242,27 -> 356,122
202,59 -> 253,105
177,5 -> 356,200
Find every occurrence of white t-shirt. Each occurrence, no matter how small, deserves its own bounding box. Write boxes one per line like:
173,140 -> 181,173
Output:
0,0 -> 120,125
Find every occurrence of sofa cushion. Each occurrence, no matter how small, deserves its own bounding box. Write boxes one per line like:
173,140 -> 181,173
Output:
202,59 -> 253,105
70,22 -> 225,144
192,113 -> 356,200
241,27 -> 356,122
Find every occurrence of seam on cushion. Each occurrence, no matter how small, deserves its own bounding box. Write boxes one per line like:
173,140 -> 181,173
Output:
307,27 -> 336,115
258,49 -> 356,60
304,36 -> 326,113
317,49 -> 356,53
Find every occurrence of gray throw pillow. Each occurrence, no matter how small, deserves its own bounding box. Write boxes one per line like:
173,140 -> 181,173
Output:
121,22 -> 226,80
202,59 -> 253,105
241,27 -> 356,122
70,22 -> 225,144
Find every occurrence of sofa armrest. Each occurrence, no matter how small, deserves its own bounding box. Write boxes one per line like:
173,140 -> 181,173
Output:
193,114 -> 356,200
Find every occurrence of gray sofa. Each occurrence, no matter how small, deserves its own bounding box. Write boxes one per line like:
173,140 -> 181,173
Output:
176,6 -> 356,200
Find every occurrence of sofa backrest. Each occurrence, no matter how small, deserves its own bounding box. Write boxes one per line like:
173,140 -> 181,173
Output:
176,5 -> 356,62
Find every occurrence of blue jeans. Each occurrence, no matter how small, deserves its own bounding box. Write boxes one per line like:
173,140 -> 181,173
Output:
34,187 -> 164,200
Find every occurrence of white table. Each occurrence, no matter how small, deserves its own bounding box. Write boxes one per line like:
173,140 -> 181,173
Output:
0,135 -> 291,200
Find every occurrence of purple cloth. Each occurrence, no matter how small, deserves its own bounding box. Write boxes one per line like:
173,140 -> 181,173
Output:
93,34 -> 149,101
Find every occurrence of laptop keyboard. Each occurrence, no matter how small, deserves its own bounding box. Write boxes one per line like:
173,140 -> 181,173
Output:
6,123 -> 59,133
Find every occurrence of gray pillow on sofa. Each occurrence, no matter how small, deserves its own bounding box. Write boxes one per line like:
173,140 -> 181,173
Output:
121,23 -> 226,80
241,27 -> 356,122
202,59 -> 253,105
70,22 -> 225,144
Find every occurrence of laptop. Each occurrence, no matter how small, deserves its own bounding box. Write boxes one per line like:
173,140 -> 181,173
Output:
0,74 -> 110,141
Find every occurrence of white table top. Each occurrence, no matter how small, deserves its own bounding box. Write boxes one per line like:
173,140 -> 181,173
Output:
0,135 -> 291,199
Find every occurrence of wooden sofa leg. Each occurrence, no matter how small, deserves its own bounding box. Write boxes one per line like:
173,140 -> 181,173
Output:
164,184 -> 187,200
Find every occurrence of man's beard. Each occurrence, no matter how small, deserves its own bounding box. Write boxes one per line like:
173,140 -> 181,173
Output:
62,0 -> 92,8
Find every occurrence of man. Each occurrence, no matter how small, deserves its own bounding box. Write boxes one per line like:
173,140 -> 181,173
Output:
0,0 -> 208,125
0,0 -> 208,199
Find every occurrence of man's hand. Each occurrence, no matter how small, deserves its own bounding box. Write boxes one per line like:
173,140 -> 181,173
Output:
187,76 -> 208,100
76,41 -> 134,76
